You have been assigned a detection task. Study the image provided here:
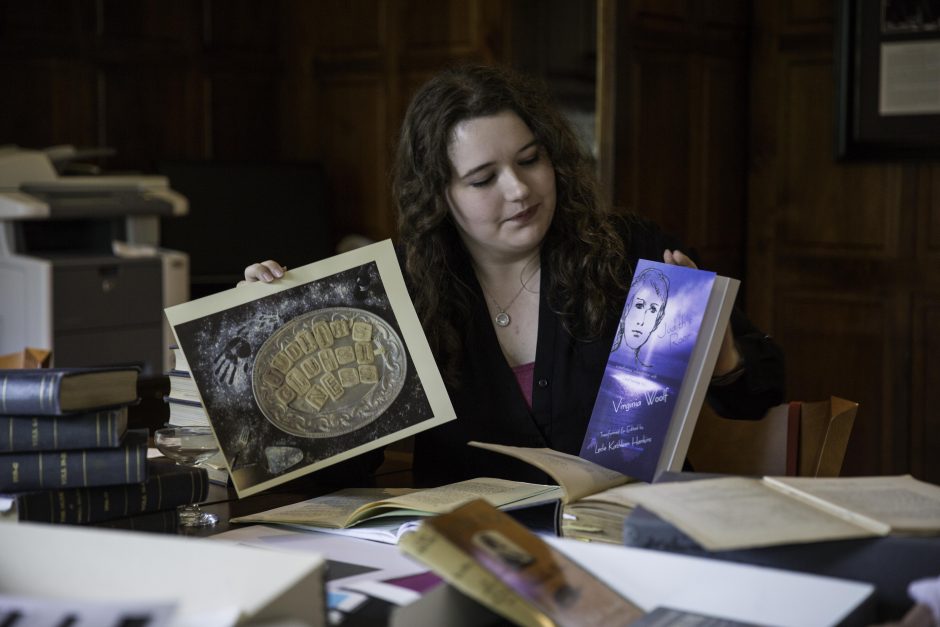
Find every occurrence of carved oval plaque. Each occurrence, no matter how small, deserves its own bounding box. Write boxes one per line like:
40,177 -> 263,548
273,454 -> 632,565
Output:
252,307 -> 407,438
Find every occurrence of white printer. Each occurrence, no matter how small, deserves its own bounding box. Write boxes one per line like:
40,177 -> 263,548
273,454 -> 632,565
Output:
0,145 -> 190,374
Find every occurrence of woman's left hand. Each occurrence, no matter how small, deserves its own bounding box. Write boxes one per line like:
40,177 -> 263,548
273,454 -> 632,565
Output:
663,249 -> 743,378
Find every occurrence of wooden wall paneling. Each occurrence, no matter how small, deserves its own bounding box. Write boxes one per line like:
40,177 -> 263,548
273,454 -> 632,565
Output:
747,1 -> 940,477
401,0 -> 476,51
99,65 -> 206,168
912,295 -> 940,482
605,0 -> 749,284
398,0 -> 507,69
317,75 -> 390,241
510,0 -> 596,102
311,0 -> 386,54
631,0 -> 690,25
205,0 -> 281,52
0,1 -> 97,151
776,292 -> 896,476
0,0 -> 93,52
780,57 -> 901,253
595,0 -> 617,211
744,2 -> 780,330
0,60 -> 97,149
701,0 -> 749,27
209,73 -> 283,160
912,166 -> 940,483
696,56 -> 746,280
308,0 -> 390,241
96,0 -> 202,52
204,0 -> 284,162
922,165 -> 940,256
620,51 -> 692,241
95,0 -> 206,168
783,0 -> 833,26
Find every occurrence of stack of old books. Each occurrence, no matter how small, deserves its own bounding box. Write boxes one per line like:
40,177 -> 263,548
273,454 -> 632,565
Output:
0,366 -> 210,525
164,346 -> 228,485
166,345 -> 210,429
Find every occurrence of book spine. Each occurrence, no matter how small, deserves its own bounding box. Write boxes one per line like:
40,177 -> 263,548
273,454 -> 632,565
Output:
0,408 -> 127,452
0,371 -> 67,415
0,436 -> 147,491
12,464 -> 209,524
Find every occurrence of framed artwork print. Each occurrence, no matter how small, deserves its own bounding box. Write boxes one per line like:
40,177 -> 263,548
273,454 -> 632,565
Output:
165,240 -> 456,497
836,0 -> 940,160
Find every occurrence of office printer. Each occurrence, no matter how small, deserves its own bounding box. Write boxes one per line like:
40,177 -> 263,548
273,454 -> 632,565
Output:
0,145 -> 189,374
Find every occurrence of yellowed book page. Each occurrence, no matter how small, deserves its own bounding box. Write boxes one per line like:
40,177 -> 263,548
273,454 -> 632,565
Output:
230,479 -> 561,528
562,484 -> 640,543
230,488 -> 416,527
350,478 -> 561,525
622,476 -> 882,551
468,441 -> 631,503
764,474 -> 940,535
399,523 -> 551,627
575,482 -> 643,507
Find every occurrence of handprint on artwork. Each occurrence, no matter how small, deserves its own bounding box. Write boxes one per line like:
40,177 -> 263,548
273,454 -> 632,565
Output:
214,327 -> 252,385
213,313 -> 282,386
354,264 -> 374,301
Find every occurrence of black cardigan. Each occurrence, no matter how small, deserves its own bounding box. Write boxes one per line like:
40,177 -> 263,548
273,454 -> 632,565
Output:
412,217 -> 786,486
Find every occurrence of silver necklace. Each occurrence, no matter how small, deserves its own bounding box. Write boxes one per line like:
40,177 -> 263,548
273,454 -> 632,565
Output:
481,281 -> 527,327
477,256 -> 541,328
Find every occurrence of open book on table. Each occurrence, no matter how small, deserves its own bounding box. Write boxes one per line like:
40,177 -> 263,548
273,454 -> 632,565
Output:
229,477 -> 564,544
468,441 -> 641,544
467,442 -> 940,551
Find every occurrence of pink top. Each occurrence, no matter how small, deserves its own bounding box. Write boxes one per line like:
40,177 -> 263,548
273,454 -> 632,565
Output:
512,361 -> 536,410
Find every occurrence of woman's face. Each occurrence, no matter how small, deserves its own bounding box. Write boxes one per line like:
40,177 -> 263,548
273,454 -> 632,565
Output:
445,110 -> 556,262
622,285 -> 664,350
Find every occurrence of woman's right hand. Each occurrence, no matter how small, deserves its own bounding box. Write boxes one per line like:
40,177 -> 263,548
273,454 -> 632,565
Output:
242,260 -> 286,284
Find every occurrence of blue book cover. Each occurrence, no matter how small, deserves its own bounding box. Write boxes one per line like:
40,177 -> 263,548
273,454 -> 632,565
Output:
579,260 -> 717,482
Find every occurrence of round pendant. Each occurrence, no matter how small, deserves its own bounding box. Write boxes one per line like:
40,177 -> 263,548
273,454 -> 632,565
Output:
494,312 -> 511,327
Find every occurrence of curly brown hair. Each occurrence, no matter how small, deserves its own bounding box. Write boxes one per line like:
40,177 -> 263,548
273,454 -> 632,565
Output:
393,64 -> 632,383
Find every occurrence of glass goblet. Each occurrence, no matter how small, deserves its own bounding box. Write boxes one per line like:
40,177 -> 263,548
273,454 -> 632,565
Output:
154,426 -> 221,528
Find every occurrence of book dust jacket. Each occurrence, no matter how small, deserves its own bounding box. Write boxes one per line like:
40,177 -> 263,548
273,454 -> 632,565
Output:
164,240 -> 456,497
579,260 -> 715,482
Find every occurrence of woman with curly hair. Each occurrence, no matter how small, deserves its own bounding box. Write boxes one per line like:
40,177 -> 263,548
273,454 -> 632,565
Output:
245,65 -> 785,485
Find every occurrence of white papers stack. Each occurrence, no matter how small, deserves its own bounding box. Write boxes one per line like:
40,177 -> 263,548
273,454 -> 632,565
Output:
0,523 -> 326,627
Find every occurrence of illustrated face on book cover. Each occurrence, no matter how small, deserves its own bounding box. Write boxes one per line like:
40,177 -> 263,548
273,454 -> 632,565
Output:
172,260 -> 435,493
615,268 -> 669,366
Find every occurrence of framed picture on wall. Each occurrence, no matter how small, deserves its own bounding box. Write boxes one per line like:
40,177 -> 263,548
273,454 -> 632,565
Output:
836,0 -> 940,160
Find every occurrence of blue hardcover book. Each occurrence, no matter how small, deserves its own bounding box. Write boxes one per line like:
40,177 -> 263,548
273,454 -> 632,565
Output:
0,429 -> 148,491
0,367 -> 139,416
1,458 -> 208,525
0,406 -> 129,452
579,260 -> 739,482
